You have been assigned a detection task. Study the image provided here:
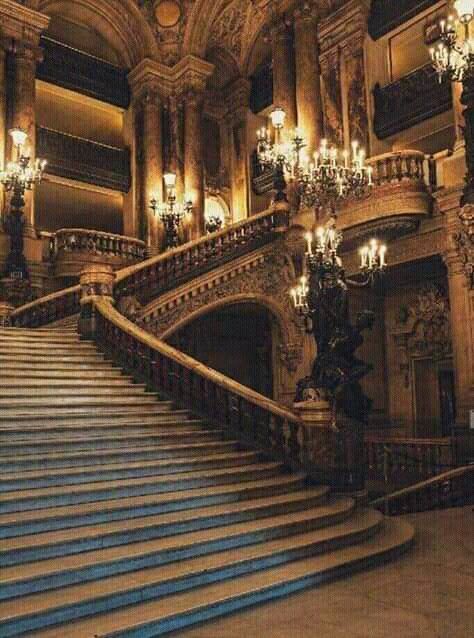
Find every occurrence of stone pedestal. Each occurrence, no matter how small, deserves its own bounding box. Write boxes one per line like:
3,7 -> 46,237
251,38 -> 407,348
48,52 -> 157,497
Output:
78,264 -> 115,339
0,300 -> 14,327
293,399 -> 366,495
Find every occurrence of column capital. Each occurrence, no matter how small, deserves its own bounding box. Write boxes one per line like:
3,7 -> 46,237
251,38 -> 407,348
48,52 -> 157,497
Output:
0,0 -> 50,48
225,77 -> 251,122
293,0 -> 324,26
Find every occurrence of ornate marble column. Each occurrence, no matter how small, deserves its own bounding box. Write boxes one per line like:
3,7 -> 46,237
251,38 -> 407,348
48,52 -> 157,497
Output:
270,18 -> 297,132
319,48 -> 344,147
184,83 -> 206,239
444,201 -> 474,432
293,1 -> 324,152
226,78 -> 251,223
0,44 -> 7,218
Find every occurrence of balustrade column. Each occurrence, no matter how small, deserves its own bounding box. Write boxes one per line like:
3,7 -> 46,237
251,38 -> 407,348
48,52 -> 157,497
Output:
78,263 -> 115,340
293,2 -> 324,152
184,87 -> 206,238
270,18 -> 297,132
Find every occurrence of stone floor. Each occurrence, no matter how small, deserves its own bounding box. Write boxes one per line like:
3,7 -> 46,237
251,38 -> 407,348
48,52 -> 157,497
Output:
177,506 -> 474,638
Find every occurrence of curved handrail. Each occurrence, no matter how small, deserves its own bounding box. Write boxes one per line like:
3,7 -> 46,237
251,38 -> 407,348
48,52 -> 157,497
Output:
10,285 -> 81,328
11,207 -> 285,328
54,228 -> 147,258
92,297 -> 306,471
114,207 -> 284,302
370,465 -> 474,515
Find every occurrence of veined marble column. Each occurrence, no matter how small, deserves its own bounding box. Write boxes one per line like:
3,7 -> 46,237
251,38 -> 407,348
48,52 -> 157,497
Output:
293,2 -> 323,152
270,19 -> 297,132
444,205 -> 474,430
0,45 -> 7,218
343,40 -> 369,150
10,42 -> 42,230
184,87 -> 205,239
226,78 -> 250,222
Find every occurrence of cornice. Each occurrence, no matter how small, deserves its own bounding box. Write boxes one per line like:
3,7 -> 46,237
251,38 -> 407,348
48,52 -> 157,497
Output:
0,0 -> 50,45
318,0 -> 369,58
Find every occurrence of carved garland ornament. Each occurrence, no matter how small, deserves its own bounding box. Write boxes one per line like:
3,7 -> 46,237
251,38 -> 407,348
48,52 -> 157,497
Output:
454,205 -> 474,289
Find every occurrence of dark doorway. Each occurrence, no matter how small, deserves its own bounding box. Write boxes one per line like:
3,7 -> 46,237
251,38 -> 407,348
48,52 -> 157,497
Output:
167,303 -> 274,398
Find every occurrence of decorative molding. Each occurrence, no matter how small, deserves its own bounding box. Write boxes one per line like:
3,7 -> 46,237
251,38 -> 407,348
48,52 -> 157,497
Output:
373,64 -> 452,140
37,126 -> 131,193
37,37 -> 130,109
208,0 -> 247,60
454,205 -> 474,289
0,0 -> 50,46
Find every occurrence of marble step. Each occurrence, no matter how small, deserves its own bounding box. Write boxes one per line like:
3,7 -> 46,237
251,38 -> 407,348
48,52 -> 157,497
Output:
0,418 -> 203,438
0,403 -> 178,421
26,517 -> 413,638
0,361 -> 120,372
1,368 -> 127,379
0,489 -> 341,568
0,386 -> 151,397
0,440 -> 244,473
0,352 -> 108,364
0,395 -> 163,408
0,330 -> 80,342
0,487 -> 343,599
0,495 -> 361,637
0,428 -> 222,456
0,462 -> 285,513
0,449 -> 256,493
0,474 -> 307,542
0,342 -> 97,353
0,378 -> 140,389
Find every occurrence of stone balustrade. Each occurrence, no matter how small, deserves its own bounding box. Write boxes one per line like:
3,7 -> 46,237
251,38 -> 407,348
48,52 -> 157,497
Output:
50,228 -> 147,279
339,150 -> 432,243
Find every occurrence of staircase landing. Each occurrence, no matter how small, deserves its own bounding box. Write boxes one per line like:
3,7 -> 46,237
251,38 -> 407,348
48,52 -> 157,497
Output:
0,327 -> 414,637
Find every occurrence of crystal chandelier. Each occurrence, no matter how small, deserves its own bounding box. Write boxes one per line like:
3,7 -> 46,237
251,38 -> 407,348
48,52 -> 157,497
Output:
295,139 -> 373,211
150,172 -> 192,249
430,0 -> 474,82
0,129 -> 46,280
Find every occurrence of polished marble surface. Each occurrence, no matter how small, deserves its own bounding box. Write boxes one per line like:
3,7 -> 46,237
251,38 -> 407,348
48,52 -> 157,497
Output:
178,506 -> 474,638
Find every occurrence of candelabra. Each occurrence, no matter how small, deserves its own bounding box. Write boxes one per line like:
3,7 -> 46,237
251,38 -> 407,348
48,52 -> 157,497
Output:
429,0 -> 474,203
291,217 -> 387,425
256,107 -> 305,202
295,139 -> 373,213
150,172 -> 192,249
0,129 -> 46,279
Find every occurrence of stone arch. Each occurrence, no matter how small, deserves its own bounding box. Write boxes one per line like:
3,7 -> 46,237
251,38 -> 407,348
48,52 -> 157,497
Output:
37,0 -> 158,67
160,292 -> 295,345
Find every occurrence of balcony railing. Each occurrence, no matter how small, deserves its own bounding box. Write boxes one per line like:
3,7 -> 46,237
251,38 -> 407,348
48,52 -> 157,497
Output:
37,126 -> 131,192
373,64 -> 452,139
37,36 -> 130,108
48,229 -> 147,278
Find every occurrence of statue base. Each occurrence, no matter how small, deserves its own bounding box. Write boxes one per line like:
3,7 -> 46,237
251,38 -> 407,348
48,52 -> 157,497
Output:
0,276 -> 33,308
293,399 -> 366,495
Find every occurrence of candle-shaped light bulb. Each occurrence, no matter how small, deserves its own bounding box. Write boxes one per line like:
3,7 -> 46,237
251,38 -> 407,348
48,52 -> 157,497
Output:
380,244 -> 387,267
305,231 -> 313,255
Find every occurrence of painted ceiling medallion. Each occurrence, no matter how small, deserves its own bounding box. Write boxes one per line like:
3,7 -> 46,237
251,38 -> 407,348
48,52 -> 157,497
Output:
154,0 -> 182,28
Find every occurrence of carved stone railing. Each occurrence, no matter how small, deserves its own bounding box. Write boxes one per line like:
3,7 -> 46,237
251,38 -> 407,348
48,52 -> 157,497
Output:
373,64 -> 452,140
339,150 -> 432,243
370,465 -> 474,515
37,126 -> 131,193
10,208 -> 287,328
94,297 -> 306,468
10,285 -> 81,328
37,36 -> 130,108
115,207 -> 288,304
365,435 -> 456,485
51,229 -> 147,278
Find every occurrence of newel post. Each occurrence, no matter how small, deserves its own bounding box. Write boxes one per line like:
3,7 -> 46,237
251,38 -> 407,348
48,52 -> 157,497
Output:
78,264 -> 115,339
293,398 -> 367,501
0,301 -> 14,327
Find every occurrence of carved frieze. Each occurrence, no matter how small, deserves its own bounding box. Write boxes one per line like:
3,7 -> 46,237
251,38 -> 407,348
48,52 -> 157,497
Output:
453,205 -> 474,289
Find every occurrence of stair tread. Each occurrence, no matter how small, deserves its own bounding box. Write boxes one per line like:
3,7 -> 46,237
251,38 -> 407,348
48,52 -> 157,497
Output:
0,462 -> 282,504
0,475 -> 305,527
0,441 -> 233,466
0,494 -> 351,582
0,413 -> 191,429
0,450 -> 252,483
0,488 -> 330,552
21,518 -> 414,638
0,408 -> 184,421
0,419 -> 203,434
0,506 -> 375,623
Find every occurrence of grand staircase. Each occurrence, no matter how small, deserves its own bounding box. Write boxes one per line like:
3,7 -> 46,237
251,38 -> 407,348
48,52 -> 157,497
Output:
0,325 -> 414,637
